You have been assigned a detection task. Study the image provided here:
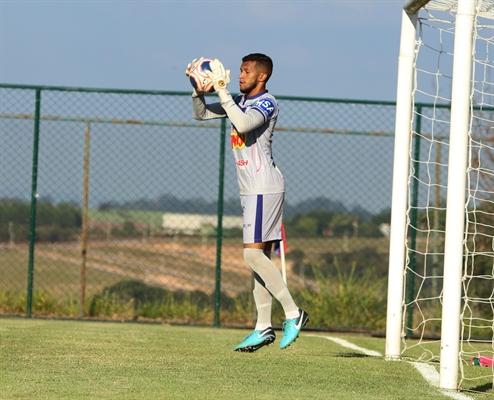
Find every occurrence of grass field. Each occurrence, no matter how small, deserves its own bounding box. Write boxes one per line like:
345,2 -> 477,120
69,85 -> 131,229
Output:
1,318 -> 492,399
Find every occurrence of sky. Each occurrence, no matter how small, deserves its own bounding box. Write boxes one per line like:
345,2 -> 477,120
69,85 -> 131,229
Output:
0,0 -> 413,215
0,0 -> 407,102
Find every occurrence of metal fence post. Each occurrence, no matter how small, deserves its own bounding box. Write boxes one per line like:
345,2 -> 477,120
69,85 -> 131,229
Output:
406,105 -> 422,330
26,88 -> 41,318
214,118 -> 226,327
80,121 -> 91,317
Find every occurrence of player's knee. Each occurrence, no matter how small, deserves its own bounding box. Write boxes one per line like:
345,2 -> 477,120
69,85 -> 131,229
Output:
244,248 -> 264,267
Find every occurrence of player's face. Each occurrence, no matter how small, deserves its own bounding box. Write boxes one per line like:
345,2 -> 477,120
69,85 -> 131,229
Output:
238,61 -> 263,95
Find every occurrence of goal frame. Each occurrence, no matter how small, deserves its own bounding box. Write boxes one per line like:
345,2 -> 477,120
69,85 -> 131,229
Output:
385,0 -> 476,390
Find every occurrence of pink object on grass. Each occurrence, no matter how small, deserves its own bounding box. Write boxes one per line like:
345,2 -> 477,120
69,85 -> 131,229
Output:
470,356 -> 494,367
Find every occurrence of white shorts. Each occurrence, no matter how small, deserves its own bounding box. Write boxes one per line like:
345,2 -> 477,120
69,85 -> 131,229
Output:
240,193 -> 284,244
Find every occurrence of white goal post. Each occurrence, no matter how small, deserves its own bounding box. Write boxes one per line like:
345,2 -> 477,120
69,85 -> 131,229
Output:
386,0 -> 494,392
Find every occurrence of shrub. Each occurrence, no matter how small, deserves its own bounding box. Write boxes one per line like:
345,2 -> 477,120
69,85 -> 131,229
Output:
297,260 -> 387,331
1,272 -> 388,331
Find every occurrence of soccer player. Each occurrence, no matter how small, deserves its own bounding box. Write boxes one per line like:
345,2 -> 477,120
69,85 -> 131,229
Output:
185,54 -> 309,352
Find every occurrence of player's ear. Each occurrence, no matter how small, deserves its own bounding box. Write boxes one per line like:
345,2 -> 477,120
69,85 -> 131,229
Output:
258,72 -> 268,83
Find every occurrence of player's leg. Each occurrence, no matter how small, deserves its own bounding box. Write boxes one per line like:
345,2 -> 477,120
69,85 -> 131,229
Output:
243,246 -> 299,317
234,270 -> 275,353
242,193 -> 309,349
243,248 -> 309,350
252,271 -> 273,331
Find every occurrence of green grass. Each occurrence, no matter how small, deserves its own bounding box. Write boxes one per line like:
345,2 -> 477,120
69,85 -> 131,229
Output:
1,318 -> 492,399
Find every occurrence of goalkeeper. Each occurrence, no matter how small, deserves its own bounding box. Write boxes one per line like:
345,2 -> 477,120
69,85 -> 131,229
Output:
186,53 -> 308,352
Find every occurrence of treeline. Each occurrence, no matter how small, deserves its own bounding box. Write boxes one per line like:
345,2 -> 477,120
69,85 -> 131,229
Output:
102,194 -> 390,238
101,194 -> 373,219
284,209 -> 390,238
0,197 -> 391,243
0,198 -> 81,243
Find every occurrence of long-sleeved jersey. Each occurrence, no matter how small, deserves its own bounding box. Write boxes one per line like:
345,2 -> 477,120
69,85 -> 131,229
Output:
192,90 -> 285,196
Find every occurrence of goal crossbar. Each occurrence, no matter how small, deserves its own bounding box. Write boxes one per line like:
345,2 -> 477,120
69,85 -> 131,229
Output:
405,0 -> 494,19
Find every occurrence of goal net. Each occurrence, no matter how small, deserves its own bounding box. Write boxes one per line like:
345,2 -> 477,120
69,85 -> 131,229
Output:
386,0 -> 494,392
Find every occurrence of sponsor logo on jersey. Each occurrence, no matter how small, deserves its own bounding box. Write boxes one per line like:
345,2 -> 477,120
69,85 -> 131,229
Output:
254,98 -> 275,116
236,159 -> 248,169
231,130 -> 246,150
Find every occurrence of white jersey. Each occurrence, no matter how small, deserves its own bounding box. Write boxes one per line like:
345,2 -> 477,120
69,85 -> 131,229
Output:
230,91 -> 284,195
192,90 -> 285,196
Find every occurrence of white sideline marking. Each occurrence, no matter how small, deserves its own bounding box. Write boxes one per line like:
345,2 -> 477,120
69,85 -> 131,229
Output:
306,335 -> 474,400
306,334 -> 382,357
410,363 -> 474,400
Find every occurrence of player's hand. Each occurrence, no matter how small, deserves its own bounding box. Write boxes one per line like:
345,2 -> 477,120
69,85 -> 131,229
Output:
185,58 -> 199,77
186,57 -> 206,96
206,59 -> 231,94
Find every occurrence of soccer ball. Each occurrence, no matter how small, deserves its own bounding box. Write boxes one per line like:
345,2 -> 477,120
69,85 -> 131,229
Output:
189,58 -> 214,93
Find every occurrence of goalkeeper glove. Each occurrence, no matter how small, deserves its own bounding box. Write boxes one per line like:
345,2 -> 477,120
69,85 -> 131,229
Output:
185,57 -> 200,77
206,59 -> 231,102
185,57 -> 207,97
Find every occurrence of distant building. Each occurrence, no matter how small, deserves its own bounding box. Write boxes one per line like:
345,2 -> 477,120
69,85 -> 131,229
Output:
162,213 -> 243,235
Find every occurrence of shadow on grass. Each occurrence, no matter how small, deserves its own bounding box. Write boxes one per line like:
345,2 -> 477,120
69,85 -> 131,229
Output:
464,382 -> 493,394
333,352 -> 376,359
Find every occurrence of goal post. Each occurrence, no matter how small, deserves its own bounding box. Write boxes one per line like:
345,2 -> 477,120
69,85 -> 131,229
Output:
386,0 -> 494,392
439,0 -> 475,389
385,5 -> 419,360
385,0 -> 441,362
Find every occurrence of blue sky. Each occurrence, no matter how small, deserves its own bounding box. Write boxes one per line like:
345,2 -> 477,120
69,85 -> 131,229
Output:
0,1 -> 406,101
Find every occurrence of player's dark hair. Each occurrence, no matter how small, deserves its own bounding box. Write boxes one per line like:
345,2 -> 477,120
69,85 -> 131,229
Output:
242,53 -> 273,82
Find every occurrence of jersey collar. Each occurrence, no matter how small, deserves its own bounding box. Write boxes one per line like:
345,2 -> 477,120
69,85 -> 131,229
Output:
244,90 -> 268,101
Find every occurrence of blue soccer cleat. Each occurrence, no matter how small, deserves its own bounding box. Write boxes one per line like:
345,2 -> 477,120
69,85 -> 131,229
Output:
234,327 -> 276,352
279,309 -> 309,349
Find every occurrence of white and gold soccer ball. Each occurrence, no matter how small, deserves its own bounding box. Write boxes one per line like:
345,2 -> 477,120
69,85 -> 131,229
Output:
188,58 -> 214,93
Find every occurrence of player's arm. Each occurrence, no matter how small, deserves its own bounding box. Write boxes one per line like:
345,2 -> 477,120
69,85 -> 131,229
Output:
191,93 -> 226,121
205,59 -> 266,133
219,98 -> 265,133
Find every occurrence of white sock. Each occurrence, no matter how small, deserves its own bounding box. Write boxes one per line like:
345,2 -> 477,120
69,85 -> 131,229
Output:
244,248 -> 298,318
253,279 -> 272,330
286,309 -> 300,319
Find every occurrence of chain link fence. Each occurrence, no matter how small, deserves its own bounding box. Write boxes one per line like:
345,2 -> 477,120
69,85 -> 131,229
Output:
0,84 -> 398,330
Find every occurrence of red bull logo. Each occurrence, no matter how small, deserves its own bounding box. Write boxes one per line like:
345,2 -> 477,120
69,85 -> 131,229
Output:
231,130 -> 246,150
